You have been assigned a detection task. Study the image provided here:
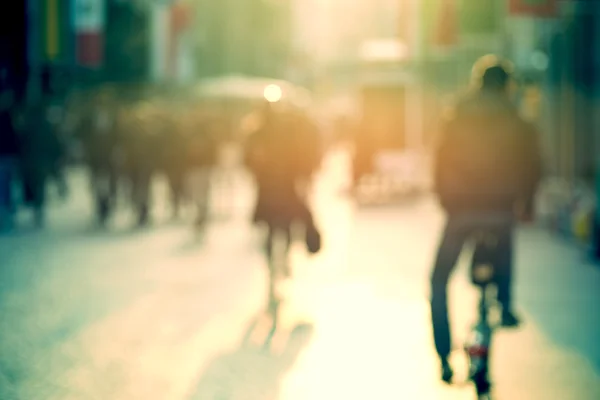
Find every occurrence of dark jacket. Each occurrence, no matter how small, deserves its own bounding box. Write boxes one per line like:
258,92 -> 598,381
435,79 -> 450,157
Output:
18,105 -> 62,167
246,113 -> 322,226
434,92 -> 542,215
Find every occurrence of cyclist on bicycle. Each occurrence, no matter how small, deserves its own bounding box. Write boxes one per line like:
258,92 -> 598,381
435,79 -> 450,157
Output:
245,100 -> 322,307
430,55 -> 542,383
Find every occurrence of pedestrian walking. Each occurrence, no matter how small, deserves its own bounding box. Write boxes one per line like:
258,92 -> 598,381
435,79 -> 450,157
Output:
0,90 -> 18,230
185,112 -> 217,231
76,89 -> 121,226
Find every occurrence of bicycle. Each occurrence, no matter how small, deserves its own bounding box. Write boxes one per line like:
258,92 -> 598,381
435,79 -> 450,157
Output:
464,230 -> 500,399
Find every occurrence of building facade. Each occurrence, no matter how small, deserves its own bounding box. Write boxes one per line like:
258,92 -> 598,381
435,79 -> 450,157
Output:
194,0 -> 292,79
20,0 -> 170,99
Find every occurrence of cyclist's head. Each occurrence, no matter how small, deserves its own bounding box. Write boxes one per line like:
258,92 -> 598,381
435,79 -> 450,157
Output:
471,54 -> 514,94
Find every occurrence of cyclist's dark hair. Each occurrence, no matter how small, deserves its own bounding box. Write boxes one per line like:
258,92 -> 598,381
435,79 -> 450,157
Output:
470,54 -> 514,92
481,65 -> 510,91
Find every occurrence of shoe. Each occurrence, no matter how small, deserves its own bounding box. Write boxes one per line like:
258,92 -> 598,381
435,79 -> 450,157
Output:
501,310 -> 521,328
305,222 -> 321,254
441,358 -> 454,383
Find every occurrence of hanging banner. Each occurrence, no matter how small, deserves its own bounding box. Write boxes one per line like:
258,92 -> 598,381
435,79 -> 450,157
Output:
398,0 -> 420,57
509,0 -> 558,17
171,2 -> 192,33
73,0 -> 105,67
168,2 -> 192,78
434,0 -> 458,47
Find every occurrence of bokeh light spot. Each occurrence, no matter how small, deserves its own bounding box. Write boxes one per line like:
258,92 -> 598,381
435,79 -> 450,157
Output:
264,84 -> 283,103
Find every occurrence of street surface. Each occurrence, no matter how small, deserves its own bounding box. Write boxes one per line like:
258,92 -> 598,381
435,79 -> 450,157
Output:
1,147 -> 599,399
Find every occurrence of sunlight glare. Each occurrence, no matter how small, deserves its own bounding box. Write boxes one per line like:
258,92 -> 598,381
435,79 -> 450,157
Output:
264,84 -> 283,103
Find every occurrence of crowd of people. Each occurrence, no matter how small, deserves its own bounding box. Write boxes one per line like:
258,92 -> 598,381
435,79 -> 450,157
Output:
0,85 -> 325,235
69,89 -> 224,229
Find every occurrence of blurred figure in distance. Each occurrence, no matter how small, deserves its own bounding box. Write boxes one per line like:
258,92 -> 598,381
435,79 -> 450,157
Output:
15,97 -> 63,227
245,101 -> 322,312
0,89 -> 18,230
160,107 -> 189,219
186,110 -> 217,231
120,102 -> 162,227
76,88 -> 121,226
44,95 -> 69,199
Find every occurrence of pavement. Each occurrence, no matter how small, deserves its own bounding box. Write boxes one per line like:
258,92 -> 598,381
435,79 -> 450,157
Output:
0,147 -> 599,399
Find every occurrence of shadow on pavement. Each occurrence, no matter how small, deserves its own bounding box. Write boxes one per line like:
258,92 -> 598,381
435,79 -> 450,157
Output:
186,317 -> 314,400
520,289 -> 600,372
36,221 -> 172,243
516,230 -> 600,371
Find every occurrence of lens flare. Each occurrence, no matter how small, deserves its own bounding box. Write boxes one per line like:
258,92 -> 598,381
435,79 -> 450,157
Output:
264,84 -> 283,103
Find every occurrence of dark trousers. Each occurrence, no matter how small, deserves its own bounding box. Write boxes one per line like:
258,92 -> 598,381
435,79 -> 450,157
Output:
89,164 -> 118,224
21,163 -> 47,210
23,177 -> 46,210
430,213 -> 514,359
129,167 -> 153,225
166,168 -> 185,217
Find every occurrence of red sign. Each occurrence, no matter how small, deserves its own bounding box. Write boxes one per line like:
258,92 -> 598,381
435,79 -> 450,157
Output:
171,3 -> 192,33
73,0 -> 105,67
76,32 -> 103,68
509,0 -> 558,17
